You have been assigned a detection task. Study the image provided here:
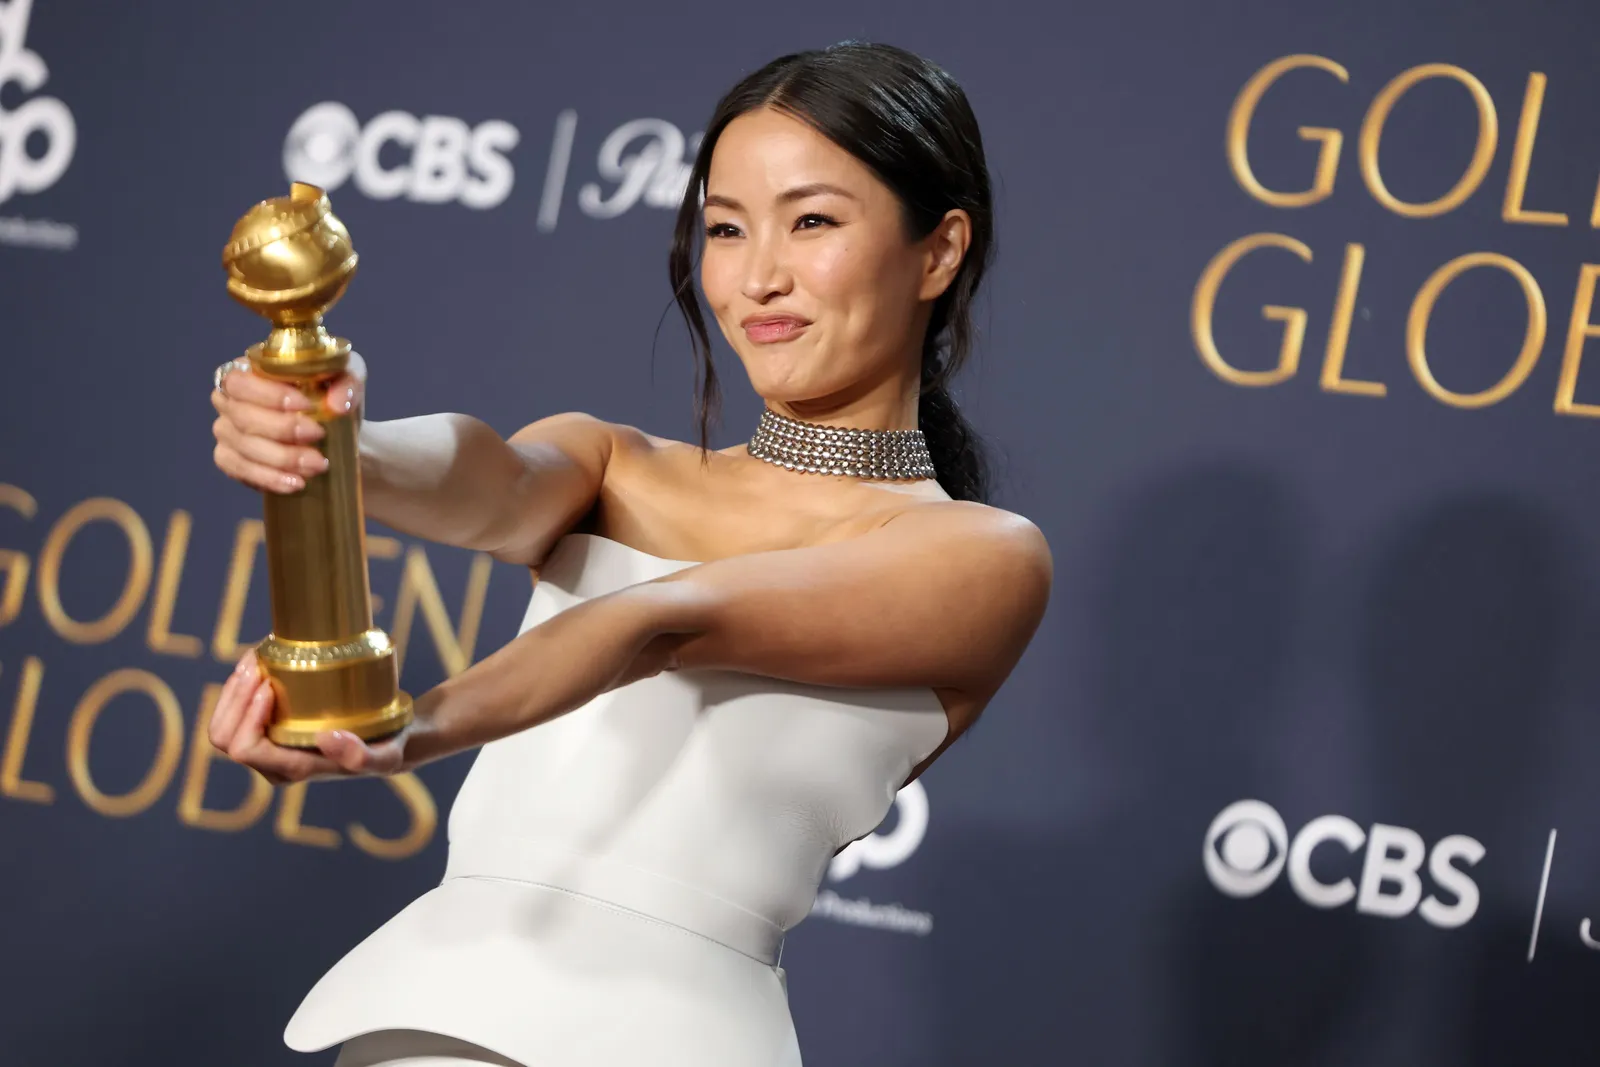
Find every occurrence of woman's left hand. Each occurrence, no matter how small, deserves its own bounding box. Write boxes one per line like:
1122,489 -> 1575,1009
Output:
209,650 -> 411,783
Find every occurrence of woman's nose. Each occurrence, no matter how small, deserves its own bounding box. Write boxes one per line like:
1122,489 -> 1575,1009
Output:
740,232 -> 793,302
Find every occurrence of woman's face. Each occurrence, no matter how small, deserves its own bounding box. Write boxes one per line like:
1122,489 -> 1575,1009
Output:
700,107 -> 963,411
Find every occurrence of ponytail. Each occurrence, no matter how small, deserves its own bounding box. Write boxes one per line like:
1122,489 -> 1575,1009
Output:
918,380 -> 988,503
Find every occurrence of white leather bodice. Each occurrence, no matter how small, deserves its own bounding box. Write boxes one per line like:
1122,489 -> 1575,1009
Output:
284,533 -> 948,1065
444,534 -> 949,954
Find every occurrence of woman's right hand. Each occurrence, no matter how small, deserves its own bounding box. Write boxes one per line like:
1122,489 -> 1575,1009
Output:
210,648 -> 409,784
211,351 -> 367,493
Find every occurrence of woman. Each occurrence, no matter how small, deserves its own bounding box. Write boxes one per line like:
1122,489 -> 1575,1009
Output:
209,42 -> 1050,1067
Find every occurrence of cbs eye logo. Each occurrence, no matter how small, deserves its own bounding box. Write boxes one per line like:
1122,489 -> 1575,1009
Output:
1204,799 -> 1289,898
283,101 -> 519,210
1204,799 -> 1485,929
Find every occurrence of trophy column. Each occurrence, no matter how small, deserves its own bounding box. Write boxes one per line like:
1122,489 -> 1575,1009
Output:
222,182 -> 412,748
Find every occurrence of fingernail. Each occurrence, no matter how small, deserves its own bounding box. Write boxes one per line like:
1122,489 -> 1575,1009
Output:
299,452 -> 329,475
282,473 -> 305,492
333,387 -> 354,414
294,419 -> 325,442
282,392 -> 313,411
234,656 -> 252,675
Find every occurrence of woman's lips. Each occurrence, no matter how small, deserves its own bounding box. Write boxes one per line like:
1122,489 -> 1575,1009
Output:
742,317 -> 809,344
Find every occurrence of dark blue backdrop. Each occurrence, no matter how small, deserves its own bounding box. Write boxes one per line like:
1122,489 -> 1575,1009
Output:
4,0 -> 1600,1063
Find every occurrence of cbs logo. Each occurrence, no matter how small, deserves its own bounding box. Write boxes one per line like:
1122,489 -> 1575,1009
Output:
1203,799 -> 1485,928
283,101 -> 518,210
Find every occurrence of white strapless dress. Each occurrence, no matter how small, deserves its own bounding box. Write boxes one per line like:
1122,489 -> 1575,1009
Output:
283,534 -> 949,1066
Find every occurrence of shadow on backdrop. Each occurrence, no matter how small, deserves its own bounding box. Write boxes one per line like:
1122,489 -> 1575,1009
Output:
921,464 -> 1383,1066
1357,495 -> 1593,1066
1360,494 -> 1574,837
1122,466 -> 1383,1067
1463,920 -> 1600,1067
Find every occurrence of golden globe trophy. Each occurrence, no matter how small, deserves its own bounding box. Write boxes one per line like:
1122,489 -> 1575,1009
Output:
220,182 -> 412,748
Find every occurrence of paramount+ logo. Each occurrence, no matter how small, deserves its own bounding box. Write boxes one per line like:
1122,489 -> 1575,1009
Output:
1203,799 -> 1485,929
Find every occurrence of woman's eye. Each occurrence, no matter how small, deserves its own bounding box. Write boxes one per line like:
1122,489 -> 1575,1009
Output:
795,213 -> 837,231
704,222 -> 740,239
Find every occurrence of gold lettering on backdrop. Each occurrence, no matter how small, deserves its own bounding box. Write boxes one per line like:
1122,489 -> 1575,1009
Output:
0,485 -> 37,628
146,510 -> 203,658
1406,253 -> 1547,408
1555,264 -> 1600,416
1,657 -> 54,804
366,535 -> 402,617
1227,54 -> 1350,208
390,547 -> 493,677
349,773 -> 438,860
1360,63 -> 1498,219
275,781 -> 341,849
66,669 -> 184,817
1205,56 -> 1600,410
211,518 -> 265,663
1502,73 -> 1568,227
0,490 -> 458,858
1192,233 -> 1313,386
1320,243 -> 1388,397
37,498 -> 154,644
177,682 -> 273,831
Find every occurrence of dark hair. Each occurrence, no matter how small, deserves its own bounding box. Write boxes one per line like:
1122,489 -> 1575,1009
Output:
668,41 -> 994,503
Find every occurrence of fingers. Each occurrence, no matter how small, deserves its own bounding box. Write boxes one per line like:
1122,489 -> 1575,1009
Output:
230,685 -> 344,783
207,657 -> 348,783
315,731 -> 367,773
320,370 -> 364,420
218,360 -> 314,413
212,386 -> 324,445
211,364 -> 332,493
209,357 -> 367,496
208,650 -> 260,749
314,730 -> 405,775
209,652 -> 267,753
212,438 -> 309,494
212,412 -> 328,479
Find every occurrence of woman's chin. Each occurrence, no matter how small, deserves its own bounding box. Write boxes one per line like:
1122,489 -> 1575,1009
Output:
741,367 -> 824,405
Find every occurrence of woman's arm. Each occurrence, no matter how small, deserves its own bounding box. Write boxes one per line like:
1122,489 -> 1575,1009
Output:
212,353 -> 611,568
406,501 -> 1050,762
360,411 -> 613,566
210,501 -> 1051,781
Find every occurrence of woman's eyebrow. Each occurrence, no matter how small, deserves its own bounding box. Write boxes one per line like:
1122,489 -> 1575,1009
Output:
776,182 -> 859,203
703,183 -> 860,212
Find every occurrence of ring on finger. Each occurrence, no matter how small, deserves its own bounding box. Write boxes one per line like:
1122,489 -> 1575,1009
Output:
213,357 -> 250,393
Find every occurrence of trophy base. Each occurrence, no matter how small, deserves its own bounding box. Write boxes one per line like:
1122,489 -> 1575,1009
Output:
256,629 -> 413,749
268,692 -> 414,749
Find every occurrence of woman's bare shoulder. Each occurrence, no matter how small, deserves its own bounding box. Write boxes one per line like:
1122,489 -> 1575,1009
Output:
886,497 -> 1052,577
506,413 -> 687,465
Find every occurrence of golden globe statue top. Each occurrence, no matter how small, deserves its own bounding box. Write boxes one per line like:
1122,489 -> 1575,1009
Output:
220,182 -> 411,748
223,182 -> 360,378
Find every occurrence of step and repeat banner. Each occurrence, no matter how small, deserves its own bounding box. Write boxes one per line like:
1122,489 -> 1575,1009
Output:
4,0 -> 1600,1064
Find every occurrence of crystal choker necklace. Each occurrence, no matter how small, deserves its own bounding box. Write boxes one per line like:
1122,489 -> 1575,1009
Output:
746,408 -> 936,481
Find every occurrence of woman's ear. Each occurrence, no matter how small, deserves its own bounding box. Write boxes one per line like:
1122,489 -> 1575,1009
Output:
919,209 -> 972,301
